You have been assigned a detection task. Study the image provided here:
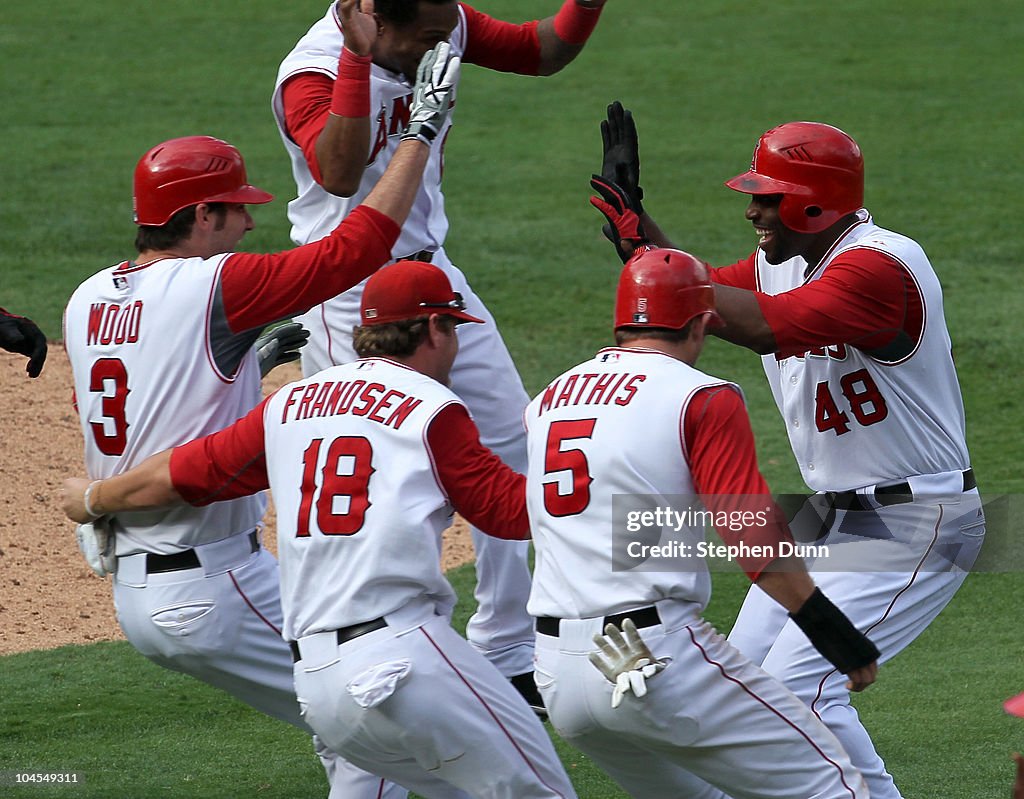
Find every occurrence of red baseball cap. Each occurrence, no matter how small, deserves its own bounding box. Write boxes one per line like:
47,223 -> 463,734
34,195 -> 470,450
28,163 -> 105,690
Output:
360,261 -> 485,326
1005,693 -> 1024,718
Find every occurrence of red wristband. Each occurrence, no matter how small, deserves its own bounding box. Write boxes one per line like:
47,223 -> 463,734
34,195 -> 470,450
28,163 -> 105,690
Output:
552,0 -> 603,46
330,47 -> 372,118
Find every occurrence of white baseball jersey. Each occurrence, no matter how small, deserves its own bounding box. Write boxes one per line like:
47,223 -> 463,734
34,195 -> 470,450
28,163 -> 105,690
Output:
272,1 -> 466,254
170,357 -> 576,797
262,358 -> 462,641
524,348 -> 731,619
64,257 -> 266,555
754,211 -> 970,491
527,348 -> 869,798
271,2 -> 543,679
724,210 -> 983,799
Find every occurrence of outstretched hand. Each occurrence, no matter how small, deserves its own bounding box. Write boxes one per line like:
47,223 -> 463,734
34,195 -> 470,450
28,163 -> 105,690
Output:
589,175 -> 648,263
600,101 -> 643,213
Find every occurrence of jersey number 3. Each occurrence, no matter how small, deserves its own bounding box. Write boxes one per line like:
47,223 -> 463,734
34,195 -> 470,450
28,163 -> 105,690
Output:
542,418 -> 597,517
296,437 -> 374,537
89,358 -> 130,456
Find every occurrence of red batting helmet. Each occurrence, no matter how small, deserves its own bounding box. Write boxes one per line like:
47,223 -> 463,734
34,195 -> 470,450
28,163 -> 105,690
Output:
725,122 -> 864,234
133,136 -> 274,226
615,248 -> 722,330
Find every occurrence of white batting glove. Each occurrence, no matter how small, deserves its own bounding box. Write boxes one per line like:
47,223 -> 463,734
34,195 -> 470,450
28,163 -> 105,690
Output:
402,41 -> 461,145
75,519 -> 116,578
588,618 -> 667,709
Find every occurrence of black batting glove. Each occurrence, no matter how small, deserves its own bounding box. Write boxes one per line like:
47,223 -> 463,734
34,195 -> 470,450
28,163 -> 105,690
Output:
256,321 -> 310,377
589,175 -> 649,263
0,308 -> 47,378
600,101 -> 644,214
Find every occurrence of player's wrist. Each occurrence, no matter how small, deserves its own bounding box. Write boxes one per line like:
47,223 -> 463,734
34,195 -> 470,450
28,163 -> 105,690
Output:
330,47 -> 372,118
553,0 -> 604,45
83,480 -> 104,520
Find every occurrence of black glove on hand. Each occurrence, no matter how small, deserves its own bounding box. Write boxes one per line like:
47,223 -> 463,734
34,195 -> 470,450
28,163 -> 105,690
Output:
589,175 -> 649,263
256,321 -> 310,377
601,101 -> 643,214
789,587 -> 880,674
0,308 -> 47,378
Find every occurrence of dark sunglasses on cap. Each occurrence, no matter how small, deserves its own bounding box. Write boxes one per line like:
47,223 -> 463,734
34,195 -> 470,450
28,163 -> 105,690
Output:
419,291 -> 466,311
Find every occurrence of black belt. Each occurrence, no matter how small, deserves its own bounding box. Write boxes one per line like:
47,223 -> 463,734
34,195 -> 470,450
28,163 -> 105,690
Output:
146,530 -> 259,574
290,617 -> 388,662
396,249 -> 435,263
536,606 -> 661,637
828,469 -> 975,512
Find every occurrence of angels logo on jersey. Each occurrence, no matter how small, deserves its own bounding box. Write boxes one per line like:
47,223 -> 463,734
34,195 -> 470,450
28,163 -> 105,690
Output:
368,96 -> 412,165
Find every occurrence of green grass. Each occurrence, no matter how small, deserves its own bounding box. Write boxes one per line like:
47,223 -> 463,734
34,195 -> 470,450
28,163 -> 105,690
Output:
1,571 -> 1021,797
2,0 -> 1022,796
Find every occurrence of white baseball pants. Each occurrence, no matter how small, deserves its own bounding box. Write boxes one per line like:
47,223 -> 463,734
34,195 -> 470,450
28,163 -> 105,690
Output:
729,483 -> 985,799
292,606 -> 577,799
113,535 -> 406,799
534,600 -> 867,799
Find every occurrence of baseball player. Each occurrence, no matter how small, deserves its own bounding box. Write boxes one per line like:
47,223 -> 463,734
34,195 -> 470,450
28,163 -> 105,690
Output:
1,307 -> 47,377
523,248 -> 877,799
592,107 -> 986,799
62,11 -> 455,796
271,0 -> 612,703
62,261 -> 579,799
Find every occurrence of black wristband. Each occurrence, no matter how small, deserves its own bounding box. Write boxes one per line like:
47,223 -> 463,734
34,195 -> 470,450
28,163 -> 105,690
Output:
789,588 -> 880,673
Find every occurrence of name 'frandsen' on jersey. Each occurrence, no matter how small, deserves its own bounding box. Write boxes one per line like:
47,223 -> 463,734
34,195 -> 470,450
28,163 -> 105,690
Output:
279,379 -> 423,429
534,372 -> 646,416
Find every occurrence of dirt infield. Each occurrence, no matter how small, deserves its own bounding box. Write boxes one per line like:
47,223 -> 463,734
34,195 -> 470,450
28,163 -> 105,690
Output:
0,349 -> 475,656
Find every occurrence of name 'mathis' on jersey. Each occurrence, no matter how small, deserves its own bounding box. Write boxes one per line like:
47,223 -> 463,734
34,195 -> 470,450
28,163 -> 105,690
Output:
524,347 -> 779,620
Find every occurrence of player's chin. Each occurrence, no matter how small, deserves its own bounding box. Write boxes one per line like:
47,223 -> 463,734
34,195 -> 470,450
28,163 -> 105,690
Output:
759,242 -> 780,264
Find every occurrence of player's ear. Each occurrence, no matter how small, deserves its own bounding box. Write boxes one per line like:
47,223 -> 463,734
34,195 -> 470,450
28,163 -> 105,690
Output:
425,313 -> 443,345
689,314 -> 709,345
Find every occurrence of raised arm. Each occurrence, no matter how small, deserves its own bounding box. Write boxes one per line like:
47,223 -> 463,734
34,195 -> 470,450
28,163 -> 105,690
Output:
222,42 -> 460,333
535,0 -> 609,75
279,0 -> 378,197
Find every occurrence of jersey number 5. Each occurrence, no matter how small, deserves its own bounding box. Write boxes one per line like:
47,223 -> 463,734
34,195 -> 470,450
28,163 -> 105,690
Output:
296,436 -> 374,537
542,418 -> 597,517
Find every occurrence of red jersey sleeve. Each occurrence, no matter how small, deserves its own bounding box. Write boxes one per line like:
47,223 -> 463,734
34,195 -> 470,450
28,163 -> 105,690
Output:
426,402 -> 530,539
683,385 -> 793,580
756,249 -> 923,360
710,255 -> 758,290
169,397 -> 271,505
218,205 -> 399,333
460,3 -> 541,75
280,72 -> 334,184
